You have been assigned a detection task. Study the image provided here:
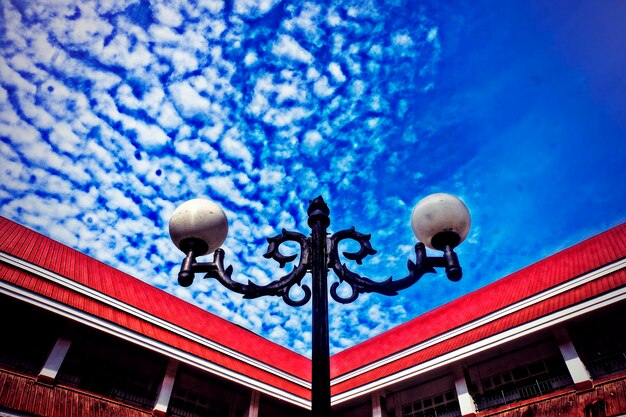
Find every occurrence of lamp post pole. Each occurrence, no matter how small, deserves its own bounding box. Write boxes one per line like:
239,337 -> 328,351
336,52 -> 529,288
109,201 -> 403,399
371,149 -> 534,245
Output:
168,194 -> 471,416
308,198 -> 331,416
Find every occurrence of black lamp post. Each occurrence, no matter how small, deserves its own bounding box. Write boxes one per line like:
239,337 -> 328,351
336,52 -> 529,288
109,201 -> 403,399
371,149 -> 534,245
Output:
168,193 -> 471,416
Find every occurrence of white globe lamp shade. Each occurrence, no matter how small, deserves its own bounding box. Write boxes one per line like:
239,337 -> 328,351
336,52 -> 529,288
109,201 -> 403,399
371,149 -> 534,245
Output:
411,193 -> 471,250
169,199 -> 229,256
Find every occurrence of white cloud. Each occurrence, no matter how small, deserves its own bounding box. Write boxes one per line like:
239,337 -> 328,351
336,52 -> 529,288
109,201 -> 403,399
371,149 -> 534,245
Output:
283,2 -> 322,40
328,62 -> 346,83
134,121 -> 171,149
306,67 -> 320,80
369,44 -> 383,59
349,79 -> 366,98
313,76 -> 334,98
49,122 -> 82,154
102,187 -> 141,216
392,32 -> 414,47
234,0 -> 281,17
172,50 -> 200,74
302,130 -> 323,153
100,33 -> 154,71
221,129 -> 254,168
199,121 -> 224,142
198,0 -> 225,14
275,82 -> 301,104
206,176 -> 262,210
157,102 -> 184,129
326,9 -> 342,27
244,51 -> 258,66
272,34 -> 314,64
427,27 -> 439,42
169,81 -> 212,118
154,3 -> 184,27
262,106 -> 309,127
149,25 -> 180,43
258,166 -> 285,186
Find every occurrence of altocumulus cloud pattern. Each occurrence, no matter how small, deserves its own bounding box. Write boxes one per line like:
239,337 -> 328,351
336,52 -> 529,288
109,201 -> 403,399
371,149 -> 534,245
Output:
1,0 -> 626,356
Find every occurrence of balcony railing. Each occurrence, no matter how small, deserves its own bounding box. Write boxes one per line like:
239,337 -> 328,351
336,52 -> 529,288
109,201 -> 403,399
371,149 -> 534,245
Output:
475,374 -> 573,410
586,352 -> 626,378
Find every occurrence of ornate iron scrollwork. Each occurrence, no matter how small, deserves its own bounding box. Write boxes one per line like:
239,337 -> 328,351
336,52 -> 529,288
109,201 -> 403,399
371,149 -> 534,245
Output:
177,198 -> 462,307
179,228 -> 461,306
328,228 -> 441,304
261,229 -> 311,306
178,229 -> 312,307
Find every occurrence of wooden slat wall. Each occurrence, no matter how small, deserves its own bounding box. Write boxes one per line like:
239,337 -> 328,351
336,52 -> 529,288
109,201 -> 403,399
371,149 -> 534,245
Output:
480,375 -> 626,417
0,370 -> 151,417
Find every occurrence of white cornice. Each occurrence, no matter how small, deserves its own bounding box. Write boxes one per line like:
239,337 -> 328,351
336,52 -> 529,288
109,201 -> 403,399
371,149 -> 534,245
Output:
0,251 -> 310,390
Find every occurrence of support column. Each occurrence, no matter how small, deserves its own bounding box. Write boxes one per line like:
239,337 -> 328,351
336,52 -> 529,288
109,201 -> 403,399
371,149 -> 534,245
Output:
245,390 -> 260,417
454,367 -> 477,417
554,327 -> 593,390
37,336 -> 72,383
371,390 -> 384,417
153,359 -> 179,417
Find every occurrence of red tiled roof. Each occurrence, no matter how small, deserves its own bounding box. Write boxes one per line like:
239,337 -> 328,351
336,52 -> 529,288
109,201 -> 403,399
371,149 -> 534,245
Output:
0,217 -> 310,401
1,216 -> 625,403
330,222 -> 626,393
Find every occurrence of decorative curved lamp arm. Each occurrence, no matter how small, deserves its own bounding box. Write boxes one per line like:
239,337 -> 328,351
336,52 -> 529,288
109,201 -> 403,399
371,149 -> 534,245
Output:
171,193 -> 469,308
177,229 -> 312,307
327,228 -> 462,304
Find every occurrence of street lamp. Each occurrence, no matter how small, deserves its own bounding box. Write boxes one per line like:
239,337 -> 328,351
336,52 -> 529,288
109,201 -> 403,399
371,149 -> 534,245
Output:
168,193 -> 471,416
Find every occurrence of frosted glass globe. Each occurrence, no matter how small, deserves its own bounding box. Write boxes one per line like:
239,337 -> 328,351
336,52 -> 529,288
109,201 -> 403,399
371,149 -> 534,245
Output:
169,199 -> 228,255
411,193 -> 471,249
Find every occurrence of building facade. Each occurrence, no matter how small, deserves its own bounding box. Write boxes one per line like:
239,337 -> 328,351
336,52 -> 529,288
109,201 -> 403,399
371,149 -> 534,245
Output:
1,216 -> 625,417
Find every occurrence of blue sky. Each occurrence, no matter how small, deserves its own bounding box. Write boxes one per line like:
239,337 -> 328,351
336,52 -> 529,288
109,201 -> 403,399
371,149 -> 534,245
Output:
1,0 -> 625,357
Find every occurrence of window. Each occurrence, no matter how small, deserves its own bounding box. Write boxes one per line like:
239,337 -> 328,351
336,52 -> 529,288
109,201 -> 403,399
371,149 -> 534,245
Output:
402,390 -> 460,417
